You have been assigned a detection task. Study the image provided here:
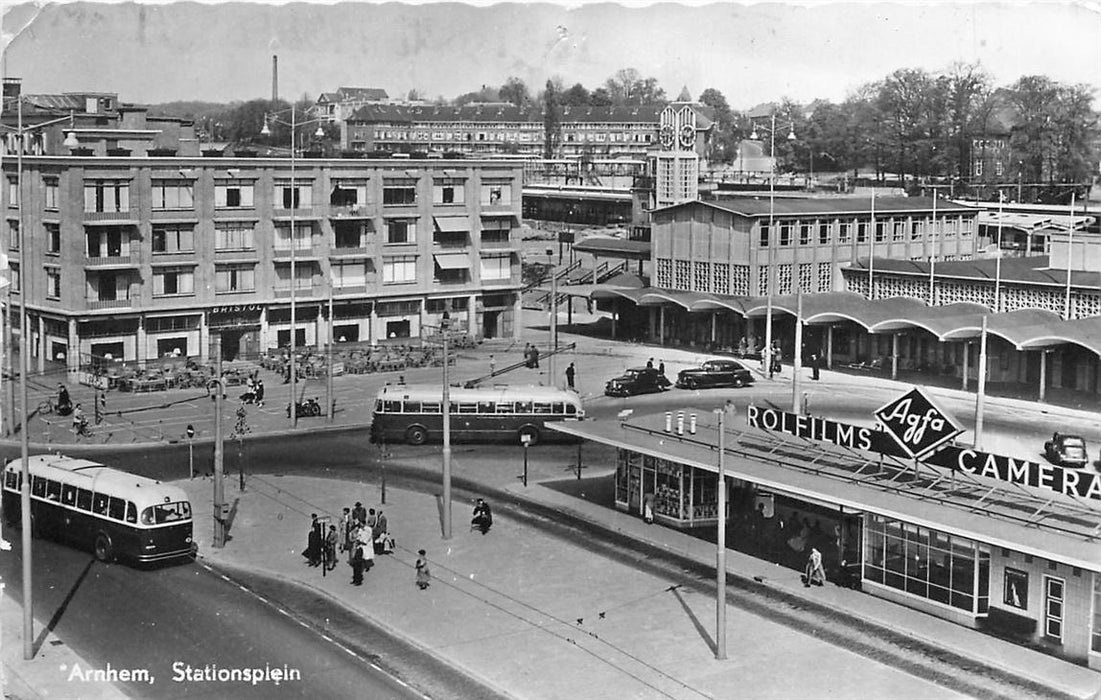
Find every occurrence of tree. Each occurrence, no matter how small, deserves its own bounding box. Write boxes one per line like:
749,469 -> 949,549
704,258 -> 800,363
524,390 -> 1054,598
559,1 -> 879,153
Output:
498,76 -> 530,107
1007,76 -> 1096,193
560,83 -> 591,107
542,79 -> 562,158
699,88 -> 737,163
602,68 -> 666,106
590,87 -> 613,107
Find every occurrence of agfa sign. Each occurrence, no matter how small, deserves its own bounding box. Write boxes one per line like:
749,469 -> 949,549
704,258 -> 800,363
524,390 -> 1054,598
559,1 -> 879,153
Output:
874,388 -> 962,459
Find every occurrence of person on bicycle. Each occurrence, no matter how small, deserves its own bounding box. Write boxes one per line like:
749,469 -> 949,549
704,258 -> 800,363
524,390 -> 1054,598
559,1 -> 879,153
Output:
57,384 -> 72,415
72,403 -> 88,435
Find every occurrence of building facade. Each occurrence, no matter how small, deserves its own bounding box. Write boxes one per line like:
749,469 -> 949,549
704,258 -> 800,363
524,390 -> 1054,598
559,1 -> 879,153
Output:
3,154 -> 523,369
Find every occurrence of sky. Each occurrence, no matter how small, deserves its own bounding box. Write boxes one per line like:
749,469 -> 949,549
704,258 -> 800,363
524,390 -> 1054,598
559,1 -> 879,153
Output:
2,1 -> 1100,108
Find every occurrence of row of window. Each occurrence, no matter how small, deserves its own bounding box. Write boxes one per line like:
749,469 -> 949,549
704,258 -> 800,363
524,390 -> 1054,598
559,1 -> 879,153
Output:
758,216 -> 973,248
4,177 -> 516,213
377,399 -> 579,415
3,470 -> 187,525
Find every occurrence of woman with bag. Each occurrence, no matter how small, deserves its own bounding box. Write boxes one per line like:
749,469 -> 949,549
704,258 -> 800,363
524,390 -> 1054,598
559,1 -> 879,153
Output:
415,549 -> 431,590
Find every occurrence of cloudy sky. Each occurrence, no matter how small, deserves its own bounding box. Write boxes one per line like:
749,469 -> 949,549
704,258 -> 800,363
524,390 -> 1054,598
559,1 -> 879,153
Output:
2,1 -> 1099,107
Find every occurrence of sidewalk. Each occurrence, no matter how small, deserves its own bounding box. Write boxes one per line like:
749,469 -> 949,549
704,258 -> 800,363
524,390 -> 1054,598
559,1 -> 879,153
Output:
181,468 -> 1101,700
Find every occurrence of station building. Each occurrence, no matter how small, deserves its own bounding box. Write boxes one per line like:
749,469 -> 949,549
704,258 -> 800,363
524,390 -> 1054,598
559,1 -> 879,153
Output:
552,401 -> 1101,669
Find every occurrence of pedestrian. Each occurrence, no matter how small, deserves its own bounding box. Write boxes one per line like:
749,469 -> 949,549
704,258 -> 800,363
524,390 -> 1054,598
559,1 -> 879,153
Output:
347,524 -> 361,565
770,342 -> 782,378
57,384 -> 72,414
805,547 -> 827,587
810,352 -> 820,381
646,357 -> 654,370
366,508 -> 377,531
353,501 -> 366,527
338,507 -> 352,552
350,538 -> 365,586
530,345 -> 540,368
371,509 -> 385,554
523,343 -> 533,368
471,498 -> 493,535
737,338 -> 748,357
71,403 -> 87,435
303,513 -> 322,567
325,525 -> 338,571
565,362 -> 575,390
255,379 -> 265,407
658,360 -> 666,376
375,510 -> 394,555
642,492 -> 655,524
489,354 -> 496,376
415,549 -> 431,590
357,524 -> 375,573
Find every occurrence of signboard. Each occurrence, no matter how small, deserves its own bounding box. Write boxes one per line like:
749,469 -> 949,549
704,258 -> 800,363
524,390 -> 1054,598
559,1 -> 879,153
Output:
746,406 -> 905,457
925,445 -> 1101,501
874,387 -> 962,459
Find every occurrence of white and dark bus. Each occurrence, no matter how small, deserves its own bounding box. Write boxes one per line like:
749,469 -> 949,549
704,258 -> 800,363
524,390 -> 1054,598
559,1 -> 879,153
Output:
370,384 -> 584,446
2,455 -> 194,564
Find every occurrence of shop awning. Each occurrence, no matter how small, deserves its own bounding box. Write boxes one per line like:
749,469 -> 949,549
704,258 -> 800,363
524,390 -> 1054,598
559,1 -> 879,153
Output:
433,252 -> 471,270
433,216 -> 469,233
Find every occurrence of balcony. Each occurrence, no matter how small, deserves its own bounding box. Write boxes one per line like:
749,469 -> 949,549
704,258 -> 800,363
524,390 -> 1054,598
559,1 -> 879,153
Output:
330,246 -> 371,259
272,247 -> 318,261
272,208 -> 318,220
432,237 -> 470,250
85,254 -> 137,269
86,298 -> 132,310
481,275 -> 521,287
273,286 -> 317,299
333,285 -> 368,296
479,237 -> 514,250
84,209 -> 138,223
329,204 -> 372,219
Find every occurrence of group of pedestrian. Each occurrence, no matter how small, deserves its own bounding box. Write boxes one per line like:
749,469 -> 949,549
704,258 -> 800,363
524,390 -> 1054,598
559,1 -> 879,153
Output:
242,374 -> 265,406
523,343 -> 541,369
645,357 -> 666,376
304,502 -> 396,586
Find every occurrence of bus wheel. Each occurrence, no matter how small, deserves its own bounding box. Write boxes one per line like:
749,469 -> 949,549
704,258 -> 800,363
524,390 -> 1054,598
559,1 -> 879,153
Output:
519,427 -> 540,446
406,426 -> 428,446
94,533 -> 114,563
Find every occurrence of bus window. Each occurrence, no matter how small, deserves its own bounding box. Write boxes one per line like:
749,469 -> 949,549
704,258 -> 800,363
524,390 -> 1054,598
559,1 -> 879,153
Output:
126,502 -> 137,524
383,400 -> 402,413
496,402 -> 513,414
45,480 -> 62,502
141,507 -> 154,525
552,402 -> 564,414
4,470 -> 17,489
403,401 -> 422,413
31,476 -> 46,498
478,401 -> 495,414
149,502 -> 190,524
565,404 -> 577,415
533,402 -> 552,414
108,497 -> 126,521
422,402 -> 441,413
62,484 -> 77,506
76,488 -> 92,511
92,493 -> 109,516
515,401 -> 532,414
458,403 -> 478,414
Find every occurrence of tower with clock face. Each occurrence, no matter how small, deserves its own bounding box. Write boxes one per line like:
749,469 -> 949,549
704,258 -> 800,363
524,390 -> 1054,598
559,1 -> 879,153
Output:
654,105 -> 700,208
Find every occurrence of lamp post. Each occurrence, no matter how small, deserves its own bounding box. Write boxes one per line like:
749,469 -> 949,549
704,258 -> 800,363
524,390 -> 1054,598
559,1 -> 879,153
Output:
714,402 -> 730,660
750,114 -> 796,379
2,92 -> 79,661
261,105 -> 325,429
441,311 -> 452,539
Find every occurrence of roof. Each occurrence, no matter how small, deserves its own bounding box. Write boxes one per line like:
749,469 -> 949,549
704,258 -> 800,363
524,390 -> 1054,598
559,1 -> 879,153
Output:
347,103 -> 696,126
848,255 -> 1101,290
337,87 -> 389,101
654,195 -> 978,219
572,236 -> 651,258
549,411 -> 1101,571
978,210 -> 1092,232
375,383 -> 580,404
10,454 -> 189,507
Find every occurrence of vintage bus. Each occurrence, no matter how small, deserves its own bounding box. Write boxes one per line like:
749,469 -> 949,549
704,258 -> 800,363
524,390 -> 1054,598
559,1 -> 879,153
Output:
2,455 -> 194,565
370,384 -> 584,446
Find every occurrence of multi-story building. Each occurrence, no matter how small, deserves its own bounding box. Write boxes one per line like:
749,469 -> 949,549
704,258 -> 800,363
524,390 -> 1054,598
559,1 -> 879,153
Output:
3,151 -> 524,369
343,103 -> 714,160
311,87 -> 391,124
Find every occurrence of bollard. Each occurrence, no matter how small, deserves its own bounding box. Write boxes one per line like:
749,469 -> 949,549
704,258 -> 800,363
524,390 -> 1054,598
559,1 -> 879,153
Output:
689,413 -> 697,434
676,411 -> 685,435
664,411 -> 672,432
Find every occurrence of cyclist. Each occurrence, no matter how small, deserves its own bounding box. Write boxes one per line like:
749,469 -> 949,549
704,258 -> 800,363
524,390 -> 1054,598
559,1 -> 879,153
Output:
71,403 -> 89,436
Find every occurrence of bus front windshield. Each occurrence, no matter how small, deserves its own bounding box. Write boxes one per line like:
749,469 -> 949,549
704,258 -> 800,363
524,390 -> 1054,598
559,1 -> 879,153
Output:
141,501 -> 192,525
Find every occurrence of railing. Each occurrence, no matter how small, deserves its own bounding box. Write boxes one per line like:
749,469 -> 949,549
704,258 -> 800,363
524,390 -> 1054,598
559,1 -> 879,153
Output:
328,205 -> 370,218
273,207 -> 316,218
479,237 -> 513,249
85,254 -> 136,267
432,238 -> 470,249
330,246 -> 370,257
273,286 -> 317,298
84,209 -> 138,222
85,298 -> 132,310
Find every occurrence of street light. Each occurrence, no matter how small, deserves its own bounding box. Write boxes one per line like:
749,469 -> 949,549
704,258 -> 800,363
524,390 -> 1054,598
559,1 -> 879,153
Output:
1,92 -> 80,661
440,310 -> 452,539
749,113 -> 796,380
260,105 -> 325,428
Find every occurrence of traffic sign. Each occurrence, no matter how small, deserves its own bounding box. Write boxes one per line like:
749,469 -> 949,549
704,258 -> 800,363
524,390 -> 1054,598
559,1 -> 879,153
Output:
874,387 -> 962,459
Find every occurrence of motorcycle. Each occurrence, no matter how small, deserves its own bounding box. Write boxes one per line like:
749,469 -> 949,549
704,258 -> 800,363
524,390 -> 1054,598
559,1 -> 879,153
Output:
287,397 -> 322,418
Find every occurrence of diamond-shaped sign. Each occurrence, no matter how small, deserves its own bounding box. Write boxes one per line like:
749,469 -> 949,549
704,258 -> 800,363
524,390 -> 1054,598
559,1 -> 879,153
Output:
874,387 -> 962,459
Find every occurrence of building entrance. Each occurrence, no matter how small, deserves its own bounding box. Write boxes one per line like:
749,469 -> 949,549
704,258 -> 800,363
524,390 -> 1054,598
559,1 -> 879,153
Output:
219,328 -> 259,361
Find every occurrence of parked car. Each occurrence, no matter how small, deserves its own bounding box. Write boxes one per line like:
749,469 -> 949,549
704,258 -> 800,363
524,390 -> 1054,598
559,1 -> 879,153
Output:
1043,432 -> 1089,468
604,367 -> 671,397
675,359 -> 755,390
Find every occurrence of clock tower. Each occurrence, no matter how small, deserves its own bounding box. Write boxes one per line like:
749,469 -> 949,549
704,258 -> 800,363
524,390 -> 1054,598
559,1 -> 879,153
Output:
654,103 -> 700,208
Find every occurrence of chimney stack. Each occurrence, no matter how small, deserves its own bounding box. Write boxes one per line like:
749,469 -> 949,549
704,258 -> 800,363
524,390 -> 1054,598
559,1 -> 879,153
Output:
272,55 -> 278,102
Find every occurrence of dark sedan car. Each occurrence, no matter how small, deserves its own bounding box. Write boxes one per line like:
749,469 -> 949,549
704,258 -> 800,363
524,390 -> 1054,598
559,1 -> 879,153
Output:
1043,432 -> 1090,468
604,367 -> 672,397
675,359 -> 755,389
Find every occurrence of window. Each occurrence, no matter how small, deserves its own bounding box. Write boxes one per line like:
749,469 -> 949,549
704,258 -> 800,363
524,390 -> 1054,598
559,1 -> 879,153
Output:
85,226 -> 129,258
76,488 -> 92,511
215,264 -> 255,293
275,179 -> 312,209
275,262 -> 313,291
892,220 -> 905,242
7,177 -> 17,207
332,261 -> 366,288
856,222 -> 868,243
83,180 -> 130,213
839,222 -> 851,244
382,255 -> 417,284
975,160 -> 984,177
386,218 -> 416,244
799,223 -> 811,245
330,179 -> 368,207
1004,568 -> 1029,609
758,223 -> 770,247
274,223 -> 313,251
8,219 -> 18,250
153,266 -> 195,296
108,496 -> 126,521
818,223 -> 831,245
92,492 -> 109,515
45,222 -> 60,254
1045,577 -> 1064,641
1091,576 -> 1101,652
214,180 -> 254,208
779,222 -> 792,246
46,268 -> 60,299
875,221 -> 886,242
481,180 -> 512,206
333,222 -> 365,249
44,178 -> 58,209
152,224 -> 194,253
383,179 -> 417,206
214,221 -> 255,250
8,263 -> 18,293
480,254 -> 510,281
433,179 -> 465,205
151,180 -> 194,210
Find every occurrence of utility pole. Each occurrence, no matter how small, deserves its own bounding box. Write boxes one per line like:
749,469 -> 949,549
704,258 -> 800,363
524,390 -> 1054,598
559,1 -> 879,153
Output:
715,404 -> 728,660
212,334 -> 226,548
